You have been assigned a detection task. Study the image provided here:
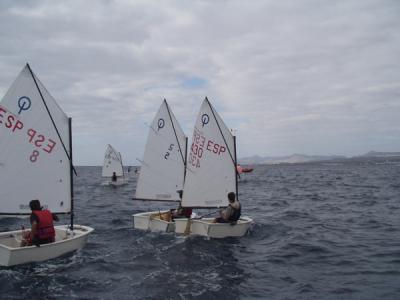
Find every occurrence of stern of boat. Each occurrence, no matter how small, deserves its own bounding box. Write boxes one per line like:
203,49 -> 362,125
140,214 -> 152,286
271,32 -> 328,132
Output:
0,225 -> 94,267
175,217 -> 253,238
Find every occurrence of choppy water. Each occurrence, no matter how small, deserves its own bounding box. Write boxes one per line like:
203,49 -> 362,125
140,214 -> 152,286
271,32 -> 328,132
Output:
1,162 -> 400,299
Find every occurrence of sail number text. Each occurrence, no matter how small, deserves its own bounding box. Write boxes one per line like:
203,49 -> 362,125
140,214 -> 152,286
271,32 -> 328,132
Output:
164,143 -> 174,160
188,127 -> 226,168
0,106 -> 57,163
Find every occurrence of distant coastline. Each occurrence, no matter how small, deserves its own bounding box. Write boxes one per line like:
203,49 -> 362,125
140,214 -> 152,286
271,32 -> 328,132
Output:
238,151 -> 400,165
75,151 -> 400,167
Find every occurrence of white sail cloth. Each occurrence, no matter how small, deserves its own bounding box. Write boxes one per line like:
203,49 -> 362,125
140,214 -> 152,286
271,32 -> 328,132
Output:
182,98 -> 236,208
0,65 -> 71,214
135,100 -> 187,201
102,144 -> 124,177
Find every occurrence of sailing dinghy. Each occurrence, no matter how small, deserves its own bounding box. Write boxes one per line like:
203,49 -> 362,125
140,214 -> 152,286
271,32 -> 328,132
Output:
133,100 -> 187,232
0,64 -> 93,266
102,144 -> 127,186
174,98 -> 252,238
237,165 -> 254,173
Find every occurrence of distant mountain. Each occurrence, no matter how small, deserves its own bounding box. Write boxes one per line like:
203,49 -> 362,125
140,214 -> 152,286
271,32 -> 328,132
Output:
239,154 -> 346,165
239,151 -> 400,165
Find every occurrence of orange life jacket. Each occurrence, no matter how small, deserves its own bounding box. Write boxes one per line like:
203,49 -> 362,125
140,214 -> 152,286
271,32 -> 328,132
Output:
32,210 -> 55,242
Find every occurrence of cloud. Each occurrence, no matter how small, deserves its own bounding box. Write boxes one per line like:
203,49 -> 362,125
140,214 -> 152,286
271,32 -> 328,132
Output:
0,0 -> 399,164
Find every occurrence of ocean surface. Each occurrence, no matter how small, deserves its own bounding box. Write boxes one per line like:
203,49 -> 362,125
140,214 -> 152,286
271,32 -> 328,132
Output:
1,162 -> 400,299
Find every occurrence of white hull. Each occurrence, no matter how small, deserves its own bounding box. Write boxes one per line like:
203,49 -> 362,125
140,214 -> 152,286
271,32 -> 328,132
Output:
175,216 -> 252,238
133,210 -> 175,232
0,225 -> 94,267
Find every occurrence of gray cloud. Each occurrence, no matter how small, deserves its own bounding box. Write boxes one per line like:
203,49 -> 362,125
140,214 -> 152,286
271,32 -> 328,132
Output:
1,0 -> 399,164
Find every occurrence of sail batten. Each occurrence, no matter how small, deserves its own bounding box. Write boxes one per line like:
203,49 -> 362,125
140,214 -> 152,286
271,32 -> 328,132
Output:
182,98 -> 236,208
135,100 -> 187,201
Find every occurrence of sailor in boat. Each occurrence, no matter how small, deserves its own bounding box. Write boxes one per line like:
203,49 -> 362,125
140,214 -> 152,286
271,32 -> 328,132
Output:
20,199 -> 59,247
169,190 -> 192,221
111,172 -> 117,182
213,192 -> 241,224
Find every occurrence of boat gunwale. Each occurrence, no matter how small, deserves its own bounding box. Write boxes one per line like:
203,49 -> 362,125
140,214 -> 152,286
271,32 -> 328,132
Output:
175,216 -> 253,225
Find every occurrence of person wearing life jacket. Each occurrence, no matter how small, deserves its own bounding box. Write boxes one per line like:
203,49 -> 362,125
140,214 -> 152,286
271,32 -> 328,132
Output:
214,192 -> 241,224
21,199 -> 59,247
168,190 -> 193,221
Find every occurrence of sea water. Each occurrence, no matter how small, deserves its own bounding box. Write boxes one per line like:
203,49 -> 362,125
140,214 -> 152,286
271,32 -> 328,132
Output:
0,162 -> 399,299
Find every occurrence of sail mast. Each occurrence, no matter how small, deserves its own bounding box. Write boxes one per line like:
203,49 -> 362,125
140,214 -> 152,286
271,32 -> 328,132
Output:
165,99 -> 187,202
233,135 -> 239,201
119,152 -> 125,179
183,136 -> 188,184
69,118 -> 74,230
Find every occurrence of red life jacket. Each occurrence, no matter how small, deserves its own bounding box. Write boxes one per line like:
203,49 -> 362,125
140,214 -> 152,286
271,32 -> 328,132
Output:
181,208 -> 192,218
32,210 -> 55,242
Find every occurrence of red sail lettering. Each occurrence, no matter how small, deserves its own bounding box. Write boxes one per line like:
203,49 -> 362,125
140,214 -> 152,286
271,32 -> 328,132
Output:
5,115 -> 14,128
13,120 -> 23,132
27,128 -> 37,142
34,134 -> 45,147
213,143 -> 219,154
43,139 -> 56,154
219,146 -> 226,155
207,140 -> 213,151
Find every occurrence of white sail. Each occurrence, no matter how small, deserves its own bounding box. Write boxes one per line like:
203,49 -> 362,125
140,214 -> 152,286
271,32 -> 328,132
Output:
0,64 -> 71,214
135,99 -> 187,201
182,98 -> 236,207
102,144 -> 124,177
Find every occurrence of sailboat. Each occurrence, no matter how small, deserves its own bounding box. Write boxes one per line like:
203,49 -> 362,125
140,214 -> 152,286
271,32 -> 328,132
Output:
237,165 -> 254,173
102,144 -> 127,186
0,64 -> 93,266
174,98 -> 252,238
132,99 -> 187,232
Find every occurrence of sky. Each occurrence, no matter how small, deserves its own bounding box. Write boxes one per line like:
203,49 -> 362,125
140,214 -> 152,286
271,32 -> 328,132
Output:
0,0 -> 399,165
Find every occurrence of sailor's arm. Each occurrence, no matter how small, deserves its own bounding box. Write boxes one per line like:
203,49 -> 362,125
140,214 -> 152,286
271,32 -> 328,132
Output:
31,221 -> 38,237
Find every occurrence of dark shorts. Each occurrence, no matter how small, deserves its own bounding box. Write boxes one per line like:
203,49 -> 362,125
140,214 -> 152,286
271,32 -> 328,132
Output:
32,237 -> 55,245
215,217 -> 228,223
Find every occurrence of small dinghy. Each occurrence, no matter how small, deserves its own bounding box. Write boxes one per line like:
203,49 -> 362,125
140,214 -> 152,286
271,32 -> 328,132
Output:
0,225 -> 93,267
237,165 -> 254,173
132,99 -> 187,232
174,98 -> 253,238
0,64 -> 93,266
102,144 -> 128,186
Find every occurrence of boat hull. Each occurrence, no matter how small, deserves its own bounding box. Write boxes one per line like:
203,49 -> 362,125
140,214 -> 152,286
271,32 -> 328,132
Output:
133,211 -> 175,232
175,216 -> 252,238
0,225 -> 94,267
